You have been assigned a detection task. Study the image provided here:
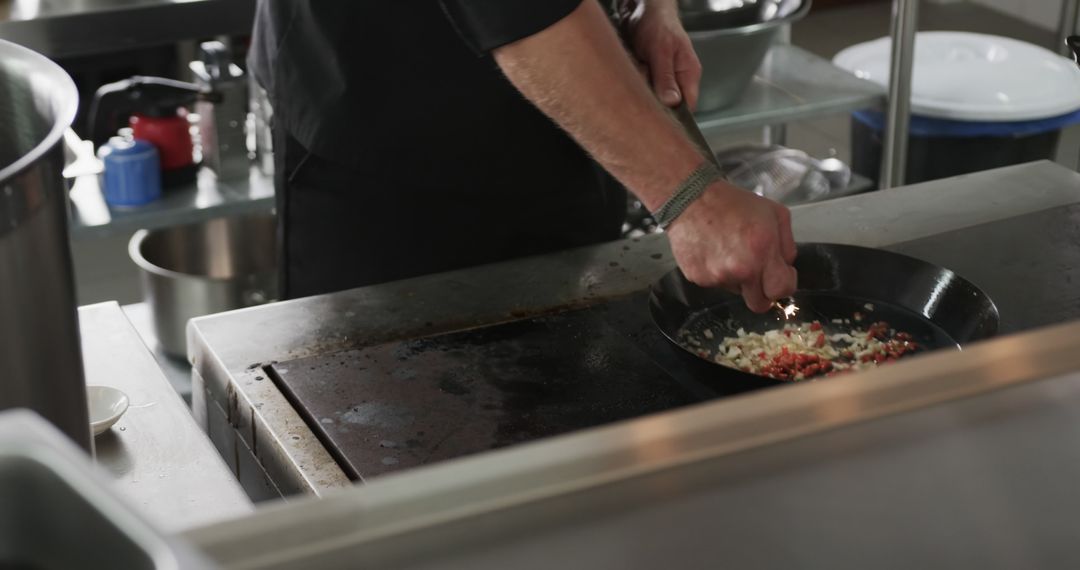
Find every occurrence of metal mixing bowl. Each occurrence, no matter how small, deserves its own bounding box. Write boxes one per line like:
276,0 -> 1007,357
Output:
679,0 -> 807,31
683,0 -> 812,112
129,214 -> 277,357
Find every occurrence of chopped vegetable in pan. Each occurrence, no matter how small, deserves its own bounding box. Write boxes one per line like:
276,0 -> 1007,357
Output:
681,318 -> 919,381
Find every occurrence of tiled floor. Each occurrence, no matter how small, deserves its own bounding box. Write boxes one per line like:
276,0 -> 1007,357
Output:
71,1 -> 1074,306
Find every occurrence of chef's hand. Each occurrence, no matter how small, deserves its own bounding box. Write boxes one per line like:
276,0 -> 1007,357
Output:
666,181 -> 798,313
626,0 -> 702,109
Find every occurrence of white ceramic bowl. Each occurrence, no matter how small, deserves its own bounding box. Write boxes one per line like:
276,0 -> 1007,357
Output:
87,385 -> 129,436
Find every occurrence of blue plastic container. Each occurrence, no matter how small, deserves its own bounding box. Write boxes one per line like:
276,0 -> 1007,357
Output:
98,138 -> 162,207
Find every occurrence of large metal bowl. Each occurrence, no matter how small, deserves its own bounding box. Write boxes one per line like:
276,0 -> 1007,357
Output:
685,0 -> 812,112
679,0 -> 807,31
130,214 -> 277,357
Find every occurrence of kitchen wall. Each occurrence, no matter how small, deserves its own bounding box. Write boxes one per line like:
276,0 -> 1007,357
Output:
957,0 -> 1063,31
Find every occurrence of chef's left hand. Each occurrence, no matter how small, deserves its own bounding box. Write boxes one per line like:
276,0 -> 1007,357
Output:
625,0 -> 702,109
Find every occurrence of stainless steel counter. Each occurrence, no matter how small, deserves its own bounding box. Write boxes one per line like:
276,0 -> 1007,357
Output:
187,317 -> 1080,569
0,0 -> 256,58
187,160 -> 1080,500
81,301 -> 251,531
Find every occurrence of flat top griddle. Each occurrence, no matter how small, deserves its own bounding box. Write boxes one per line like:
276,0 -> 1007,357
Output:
269,203 -> 1080,481
268,295 -> 739,481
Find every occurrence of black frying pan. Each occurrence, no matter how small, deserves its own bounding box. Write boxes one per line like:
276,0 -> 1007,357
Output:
649,243 -> 999,382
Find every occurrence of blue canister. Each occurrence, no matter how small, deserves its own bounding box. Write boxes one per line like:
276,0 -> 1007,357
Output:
98,137 -> 162,207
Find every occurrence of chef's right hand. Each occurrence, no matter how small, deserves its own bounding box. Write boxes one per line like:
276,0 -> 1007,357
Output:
665,180 -> 798,313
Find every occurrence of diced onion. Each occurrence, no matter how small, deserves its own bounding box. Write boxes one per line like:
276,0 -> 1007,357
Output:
685,318 -> 919,381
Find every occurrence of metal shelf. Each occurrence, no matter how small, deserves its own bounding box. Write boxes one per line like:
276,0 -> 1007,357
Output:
695,44 -> 886,136
64,44 -> 881,241
0,0 -> 256,58
67,167 -> 274,240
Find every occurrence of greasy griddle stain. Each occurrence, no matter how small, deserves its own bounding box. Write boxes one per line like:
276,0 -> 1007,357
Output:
270,294 -> 708,480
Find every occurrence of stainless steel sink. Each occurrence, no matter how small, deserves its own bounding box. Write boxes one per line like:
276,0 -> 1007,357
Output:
0,410 -> 214,570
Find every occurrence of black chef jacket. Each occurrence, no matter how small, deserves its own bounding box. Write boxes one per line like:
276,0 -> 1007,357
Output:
251,1 -> 627,299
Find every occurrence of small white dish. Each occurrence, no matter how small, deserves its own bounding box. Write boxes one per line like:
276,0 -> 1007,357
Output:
87,385 -> 129,436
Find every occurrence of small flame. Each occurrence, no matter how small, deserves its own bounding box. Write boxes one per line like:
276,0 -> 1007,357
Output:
775,300 -> 800,320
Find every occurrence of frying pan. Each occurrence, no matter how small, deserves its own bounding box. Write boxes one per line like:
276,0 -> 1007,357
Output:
649,243 -> 999,382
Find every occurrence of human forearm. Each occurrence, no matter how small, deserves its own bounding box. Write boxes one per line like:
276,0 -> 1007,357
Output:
493,0 -> 797,311
493,0 -> 703,212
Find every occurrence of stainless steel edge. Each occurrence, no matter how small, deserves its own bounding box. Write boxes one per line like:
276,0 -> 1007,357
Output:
186,235 -> 677,372
188,331 -> 352,497
186,317 -> 1080,569
792,161 -> 1080,247
0,38 -> 77,187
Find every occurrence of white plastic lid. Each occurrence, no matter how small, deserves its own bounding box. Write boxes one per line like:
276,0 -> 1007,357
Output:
833,31 -> 1080,121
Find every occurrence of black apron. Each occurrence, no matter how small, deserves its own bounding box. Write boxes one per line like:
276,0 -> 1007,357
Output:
254,0 -> 626,299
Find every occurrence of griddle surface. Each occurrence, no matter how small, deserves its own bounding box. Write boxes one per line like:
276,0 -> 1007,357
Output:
269,295 -> 746,481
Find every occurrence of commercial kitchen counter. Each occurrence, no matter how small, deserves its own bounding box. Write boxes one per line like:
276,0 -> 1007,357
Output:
178,160 -> 1080,569
188,319 -> 1080,569
80,302 -> 251,531
188,159 -> 1080,501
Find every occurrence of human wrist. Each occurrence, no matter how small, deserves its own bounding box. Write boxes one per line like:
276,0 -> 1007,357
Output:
650,160 -> 726,229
